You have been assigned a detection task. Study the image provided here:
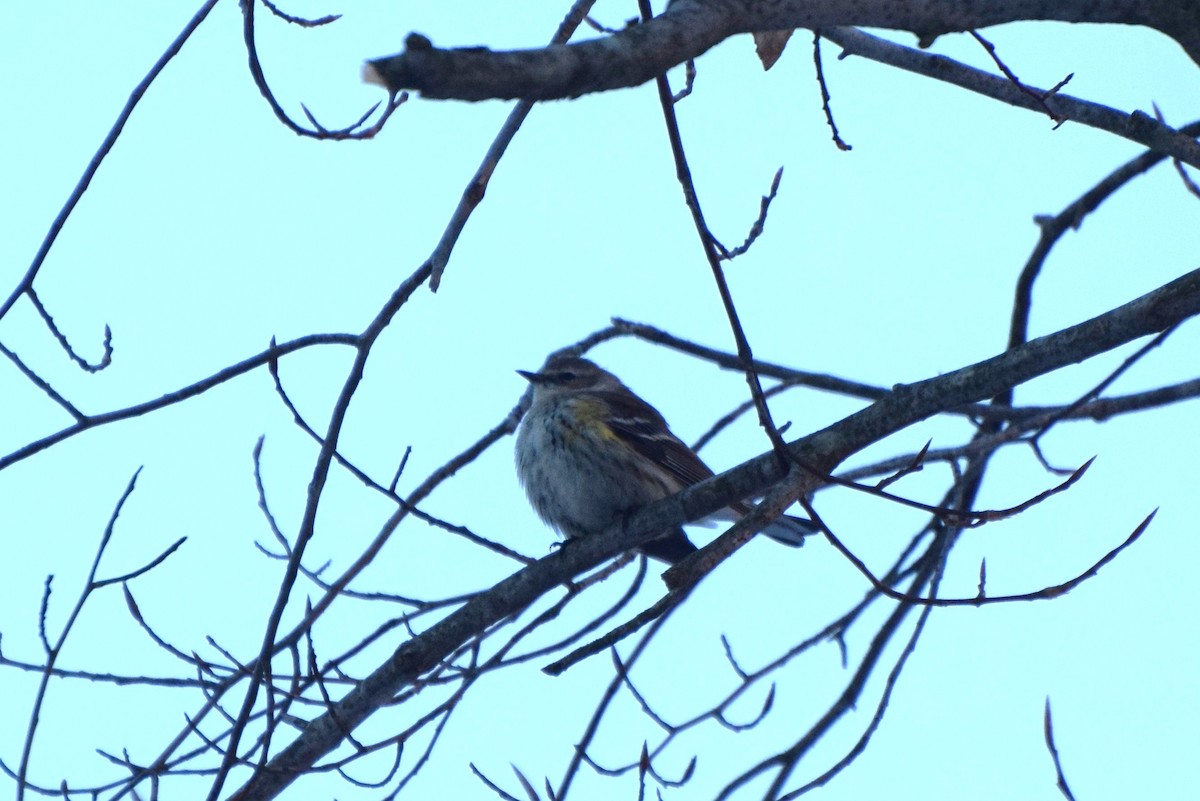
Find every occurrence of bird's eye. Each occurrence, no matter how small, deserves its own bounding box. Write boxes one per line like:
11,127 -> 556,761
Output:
558,371 -> 576,382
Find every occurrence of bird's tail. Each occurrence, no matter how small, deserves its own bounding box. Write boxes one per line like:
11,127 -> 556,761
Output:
758,513 -> 820,547
697,505 -> 821,547
639,527 -> 699,564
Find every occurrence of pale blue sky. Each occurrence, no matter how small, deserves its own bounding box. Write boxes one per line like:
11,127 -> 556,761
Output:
2,2 -> 1198,799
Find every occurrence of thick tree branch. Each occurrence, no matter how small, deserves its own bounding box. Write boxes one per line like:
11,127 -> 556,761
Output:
228,267 -> 1200,801
363,0 -> 1200,101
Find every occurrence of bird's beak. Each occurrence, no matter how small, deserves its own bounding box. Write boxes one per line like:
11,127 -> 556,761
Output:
517,369 -> 543,383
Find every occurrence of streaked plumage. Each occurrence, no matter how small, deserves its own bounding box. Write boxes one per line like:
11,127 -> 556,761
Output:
515,355 -> 817,564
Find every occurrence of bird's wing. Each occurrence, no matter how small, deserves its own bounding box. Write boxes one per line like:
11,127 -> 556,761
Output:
595,390 -> 715,489
589,393 -> 819,549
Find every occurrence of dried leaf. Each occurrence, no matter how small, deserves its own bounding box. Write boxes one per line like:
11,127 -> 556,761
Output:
754,29 -> 794,70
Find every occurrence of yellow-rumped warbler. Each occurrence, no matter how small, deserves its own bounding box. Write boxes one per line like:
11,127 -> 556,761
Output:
515,355 -> 817,564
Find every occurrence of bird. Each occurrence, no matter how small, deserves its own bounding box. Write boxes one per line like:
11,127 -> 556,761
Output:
514,354 -> 818,564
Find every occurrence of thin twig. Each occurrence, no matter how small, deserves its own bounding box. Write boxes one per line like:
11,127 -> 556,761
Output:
0,0 -> 220,322
819,507 -> 1153,607
17,471 -> 150,801
1043,698 -> 1078,801
718,167 -> 785,261
640,0 -> 791,470
0,334 -> 357,473
812,33 -> 852,150
239,0 -> 403,138
970,30 -> 1069,126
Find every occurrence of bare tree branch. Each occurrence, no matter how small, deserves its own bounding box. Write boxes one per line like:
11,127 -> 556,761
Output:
364,0 -> 1200,101
818,27 -> 1200,169
227,267 -> 1200,800
0,0 -> 219,322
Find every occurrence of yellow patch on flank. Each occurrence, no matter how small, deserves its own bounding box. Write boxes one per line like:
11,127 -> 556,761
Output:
567,397 -> 621,442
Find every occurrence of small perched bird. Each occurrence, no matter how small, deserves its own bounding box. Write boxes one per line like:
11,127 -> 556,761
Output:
515,355 -> 818,564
